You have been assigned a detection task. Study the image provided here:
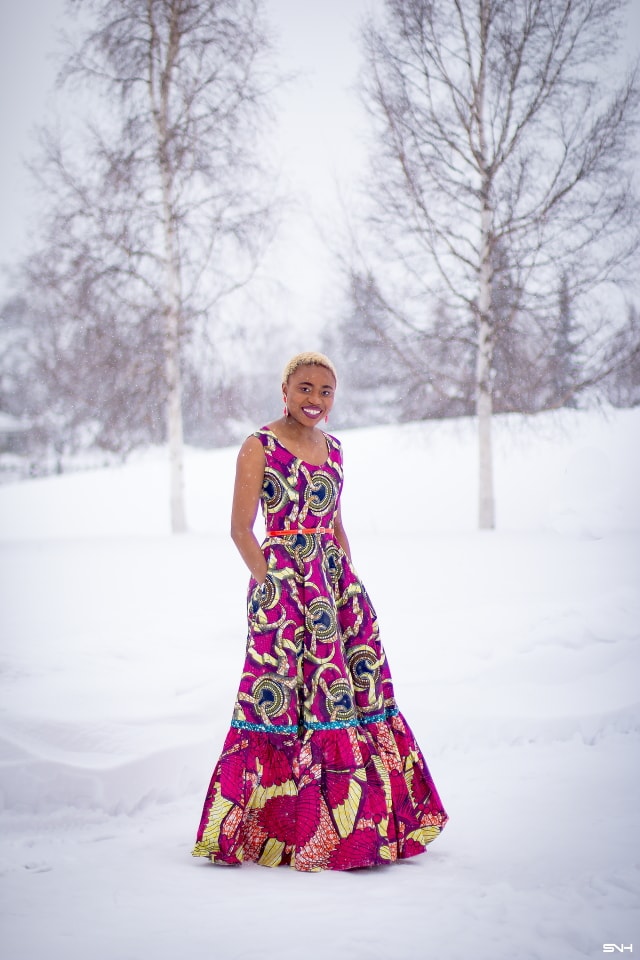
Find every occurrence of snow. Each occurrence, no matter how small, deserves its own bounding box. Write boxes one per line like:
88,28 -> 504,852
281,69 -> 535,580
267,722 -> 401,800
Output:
1,405 -> 639,960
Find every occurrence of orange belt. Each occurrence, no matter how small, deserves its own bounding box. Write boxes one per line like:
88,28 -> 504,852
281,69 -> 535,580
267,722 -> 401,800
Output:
267,526 -> 334,536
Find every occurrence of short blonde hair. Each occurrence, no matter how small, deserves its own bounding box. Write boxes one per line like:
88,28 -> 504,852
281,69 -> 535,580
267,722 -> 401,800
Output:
282,352 -> 338,386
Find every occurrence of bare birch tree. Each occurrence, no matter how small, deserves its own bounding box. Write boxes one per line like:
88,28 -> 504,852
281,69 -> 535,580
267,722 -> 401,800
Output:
360,0 -> 640,528
26,0 -> 278,530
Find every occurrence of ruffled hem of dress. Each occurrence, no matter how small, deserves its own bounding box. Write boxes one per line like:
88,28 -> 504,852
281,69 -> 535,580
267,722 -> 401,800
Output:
191,711 -> 448,872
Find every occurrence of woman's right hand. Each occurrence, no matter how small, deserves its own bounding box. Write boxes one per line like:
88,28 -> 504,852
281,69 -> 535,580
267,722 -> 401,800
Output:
255,559 -> 269,587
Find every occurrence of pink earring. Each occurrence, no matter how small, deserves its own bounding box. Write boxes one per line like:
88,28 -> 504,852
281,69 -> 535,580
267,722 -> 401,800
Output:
283,395 -> 288,416
324,414 -> 329,423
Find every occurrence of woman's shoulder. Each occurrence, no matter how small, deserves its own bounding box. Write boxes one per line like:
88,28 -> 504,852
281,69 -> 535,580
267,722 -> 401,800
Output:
248,425 -> 274,444
240,427 -> 278,462
237,431 -> 268,461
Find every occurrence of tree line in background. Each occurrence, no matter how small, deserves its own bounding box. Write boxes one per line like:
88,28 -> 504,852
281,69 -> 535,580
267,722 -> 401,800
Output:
1,0 -> 639,531
328,272 -> 640,426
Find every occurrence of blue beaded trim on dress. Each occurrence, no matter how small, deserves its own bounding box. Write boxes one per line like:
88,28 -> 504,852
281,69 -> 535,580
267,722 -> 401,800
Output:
230,706 -> 399,735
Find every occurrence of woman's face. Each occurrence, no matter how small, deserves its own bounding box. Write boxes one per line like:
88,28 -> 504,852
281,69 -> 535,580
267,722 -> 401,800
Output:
284,364 -> 336,426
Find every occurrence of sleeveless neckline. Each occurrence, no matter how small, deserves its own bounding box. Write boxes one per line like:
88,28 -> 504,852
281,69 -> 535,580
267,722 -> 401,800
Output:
260,427 -> 332,468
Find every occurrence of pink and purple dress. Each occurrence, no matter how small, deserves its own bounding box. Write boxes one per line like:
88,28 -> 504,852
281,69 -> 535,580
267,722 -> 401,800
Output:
192,428 -> 448,871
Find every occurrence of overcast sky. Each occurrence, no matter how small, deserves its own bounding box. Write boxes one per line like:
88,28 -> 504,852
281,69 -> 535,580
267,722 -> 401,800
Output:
1,0 -> 638,329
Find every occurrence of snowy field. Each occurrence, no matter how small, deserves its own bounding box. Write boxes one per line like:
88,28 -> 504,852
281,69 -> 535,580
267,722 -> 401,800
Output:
1,407 -> 639,960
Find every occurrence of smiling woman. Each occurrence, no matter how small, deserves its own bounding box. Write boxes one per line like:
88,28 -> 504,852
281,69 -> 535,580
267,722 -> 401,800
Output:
191,351 -> 448,872
281,351 -> 337,444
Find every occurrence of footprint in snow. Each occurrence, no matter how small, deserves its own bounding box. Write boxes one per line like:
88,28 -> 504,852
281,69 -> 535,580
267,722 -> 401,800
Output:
24,861 -> 52,873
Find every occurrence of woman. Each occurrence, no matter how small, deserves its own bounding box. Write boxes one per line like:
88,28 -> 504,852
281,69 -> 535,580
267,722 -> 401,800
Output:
192,351 -> 448,871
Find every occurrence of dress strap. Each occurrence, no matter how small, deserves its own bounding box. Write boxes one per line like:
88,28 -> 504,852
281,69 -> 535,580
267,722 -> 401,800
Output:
252,428 -> 272,446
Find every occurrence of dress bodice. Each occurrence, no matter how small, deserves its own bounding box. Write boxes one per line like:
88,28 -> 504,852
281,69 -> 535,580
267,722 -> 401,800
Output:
253,428 -> 344,531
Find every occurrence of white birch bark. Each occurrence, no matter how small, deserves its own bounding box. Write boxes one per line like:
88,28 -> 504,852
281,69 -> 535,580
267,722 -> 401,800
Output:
476,202 -> 495,530
162,222 -> 187,535
149,2 -> 187,534
475,2 -> 495,530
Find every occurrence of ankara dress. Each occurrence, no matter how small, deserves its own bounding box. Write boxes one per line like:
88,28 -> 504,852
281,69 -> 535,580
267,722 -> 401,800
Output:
192,428 -> 448,871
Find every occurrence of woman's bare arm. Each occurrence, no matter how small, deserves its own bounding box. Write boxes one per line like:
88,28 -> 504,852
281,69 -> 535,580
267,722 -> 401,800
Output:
230,436 -> 268,584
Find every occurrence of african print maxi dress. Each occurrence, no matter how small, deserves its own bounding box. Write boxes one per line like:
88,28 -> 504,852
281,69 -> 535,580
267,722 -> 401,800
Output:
192,428 -> 448,871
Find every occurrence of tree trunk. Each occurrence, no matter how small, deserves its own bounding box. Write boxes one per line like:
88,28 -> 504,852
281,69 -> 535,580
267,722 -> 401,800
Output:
151,2 -> 187,534
160,159 -> 187,534
164,287 -> 187,535
476,197 -> 495,530
475,5 -> 495,531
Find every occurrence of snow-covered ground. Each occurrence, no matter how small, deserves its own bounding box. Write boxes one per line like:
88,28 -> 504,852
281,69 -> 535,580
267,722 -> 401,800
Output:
1,407 -> 639,960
